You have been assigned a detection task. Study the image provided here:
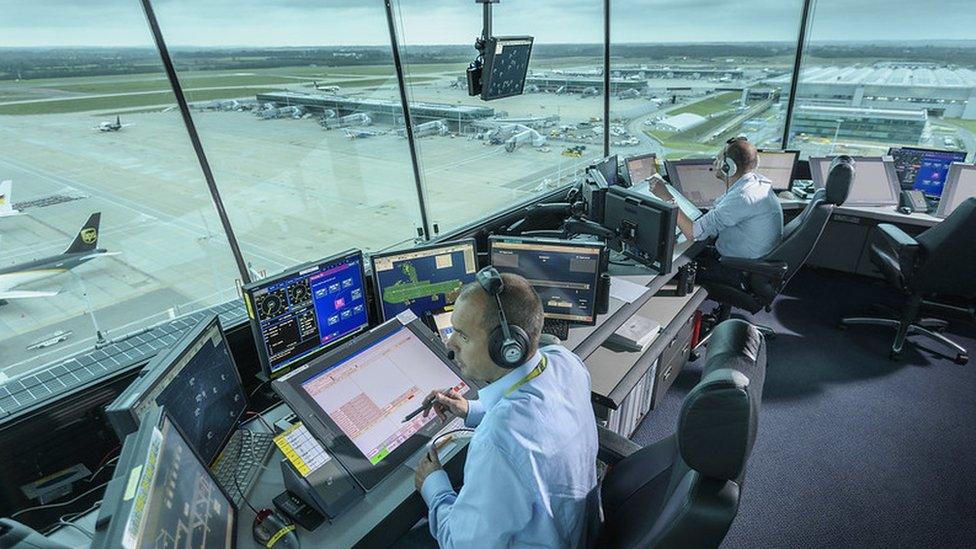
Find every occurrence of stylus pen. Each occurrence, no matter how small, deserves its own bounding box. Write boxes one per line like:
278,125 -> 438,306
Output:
402,403 -> 431,423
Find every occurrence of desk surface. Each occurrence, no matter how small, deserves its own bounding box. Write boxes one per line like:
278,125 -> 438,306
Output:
51,242 -> 704,549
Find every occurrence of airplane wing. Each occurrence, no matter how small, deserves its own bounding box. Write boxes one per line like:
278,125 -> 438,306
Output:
0,289 -> 60,299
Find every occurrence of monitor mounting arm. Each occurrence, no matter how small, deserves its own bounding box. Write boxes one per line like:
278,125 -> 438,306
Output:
468,0 -> 500,96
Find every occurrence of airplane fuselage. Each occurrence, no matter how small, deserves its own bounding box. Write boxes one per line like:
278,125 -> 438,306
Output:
0,250 -> 111,291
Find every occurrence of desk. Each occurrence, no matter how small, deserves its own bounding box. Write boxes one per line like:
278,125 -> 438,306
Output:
807,204 -> 941,276
50,241 -> 707,549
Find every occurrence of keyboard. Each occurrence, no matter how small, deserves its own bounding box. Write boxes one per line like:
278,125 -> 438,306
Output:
542,318 -> 571,341
211,429 -> 276,509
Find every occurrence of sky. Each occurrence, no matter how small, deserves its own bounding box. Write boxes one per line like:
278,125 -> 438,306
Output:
0,0 -> 973,47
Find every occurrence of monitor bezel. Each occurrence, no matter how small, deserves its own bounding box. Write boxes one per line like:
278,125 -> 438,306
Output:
369,238 -> 478,322
92,406 -> 238,548
664,157 -> 725,209
808,155 -> 902,207
593,155 -> 621,187
886,146 -> 969,196
104,314 -> 244,466
480,35 -> 534,101
935,162 -> 976,219
756,148 -> 799,191
272,317 -> 475,492
243,248 -> 371,380
487,235 -> 607,326
623,152 -> 659,186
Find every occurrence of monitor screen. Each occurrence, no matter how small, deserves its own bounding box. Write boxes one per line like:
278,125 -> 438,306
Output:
665,158 -> 725,208
371,239 -> 478,321
937,163 -> 976,218
757,150 -> 798,190
481,36 -> 534,101
105,316 -> 246,465
888,147 -> 968,197
297,325 -> 466,467
244,250 -> 370,377
594,155 -> 620,186
489,237 -> 604,324
93,409 -> 235,549
625,153 -> 658,185
810,156 -> 900,206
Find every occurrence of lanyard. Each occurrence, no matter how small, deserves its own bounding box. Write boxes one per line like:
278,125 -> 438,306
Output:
503,355 -> 548,397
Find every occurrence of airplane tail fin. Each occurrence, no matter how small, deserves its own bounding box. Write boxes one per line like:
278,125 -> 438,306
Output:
65,212 -> 101,254
0,180 -> 12,212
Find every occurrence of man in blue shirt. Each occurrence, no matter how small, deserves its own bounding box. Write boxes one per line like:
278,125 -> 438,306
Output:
412,272 -> 599,548
651,137 -> 783,287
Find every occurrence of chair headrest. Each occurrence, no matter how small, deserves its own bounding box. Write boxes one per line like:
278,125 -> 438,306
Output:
678,320 -> 764,481
825,156 -> 854,206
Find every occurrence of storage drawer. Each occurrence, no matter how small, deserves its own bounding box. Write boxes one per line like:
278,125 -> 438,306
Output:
651,317 -> 694,409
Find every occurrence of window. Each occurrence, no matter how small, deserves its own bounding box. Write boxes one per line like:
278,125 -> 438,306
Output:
150,1 -> 427,276
392,0 -> 606,236
611,1 -> 805,164
787,0 -> 976,159
0,1 -> 242,381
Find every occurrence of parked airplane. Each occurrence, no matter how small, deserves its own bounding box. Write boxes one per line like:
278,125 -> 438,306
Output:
342,128 -> 383,139
0,180 -> 23,218
0,213 -> 119,302
95,115 -> 131,132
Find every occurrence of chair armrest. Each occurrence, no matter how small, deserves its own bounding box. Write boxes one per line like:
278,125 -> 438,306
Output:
597,425 -> 641,465
718,257 -> 788,280
870,224 -> 920,289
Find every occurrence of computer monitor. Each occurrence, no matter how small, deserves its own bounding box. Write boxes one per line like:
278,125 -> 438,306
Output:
371,239 -> 478,321
665,158 -> 726,209
105,315 -> 246,465
624,153 -> 659,186
809,156 -> 901,207
757,149 -> 799,191
583,168 -> 610,223
936,163 -> 976,218
593,155 -> 620,186
603,186 -> 678,274
92,406 -> 236,548
480,36 -> 534,101
243,249 -> 370,379
488,236 -> 606,325
887,146 -> 968,197
272,317 -> 472,491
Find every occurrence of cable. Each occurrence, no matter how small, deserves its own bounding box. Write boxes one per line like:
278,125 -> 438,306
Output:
10,481 -> 110,520
85,455 -> 120,483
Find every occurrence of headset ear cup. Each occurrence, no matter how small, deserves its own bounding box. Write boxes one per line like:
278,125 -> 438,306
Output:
507,324 -> 530,366
487,324 -> 530,368
487,326 -> 507,367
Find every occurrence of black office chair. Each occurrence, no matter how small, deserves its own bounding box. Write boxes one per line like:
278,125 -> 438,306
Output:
593,319 -> 766,548
702,157 -> 854,335
839,197 -> 976,364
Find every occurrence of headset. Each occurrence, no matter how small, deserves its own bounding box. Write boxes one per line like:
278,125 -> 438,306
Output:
476,266 -> 530,368
719,136 -> 749,180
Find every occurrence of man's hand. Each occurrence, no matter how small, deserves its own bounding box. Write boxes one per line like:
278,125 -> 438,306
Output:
648,174 -> 674,202
414,443 -> 444,491
423,388 -> 469,421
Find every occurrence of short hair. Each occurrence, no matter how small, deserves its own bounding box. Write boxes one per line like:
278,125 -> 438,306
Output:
457,273 -> 544,353
724,138 -> 758,173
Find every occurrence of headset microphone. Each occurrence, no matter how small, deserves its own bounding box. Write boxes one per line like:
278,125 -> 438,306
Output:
446,349 -> 455,361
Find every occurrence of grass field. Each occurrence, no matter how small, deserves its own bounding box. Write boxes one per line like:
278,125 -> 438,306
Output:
943,118 -> 976,136
0,75 -> 437,115
668,91 -> 739,117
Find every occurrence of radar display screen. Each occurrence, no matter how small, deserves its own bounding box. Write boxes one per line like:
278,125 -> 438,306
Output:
481,36 -> 534,101
371,240 -> 478,321
244,250 -> 370,377
489,237 -> 604,325
120,414 -> 234,548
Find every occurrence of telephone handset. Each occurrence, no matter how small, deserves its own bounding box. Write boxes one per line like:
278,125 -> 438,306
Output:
899,190 -> 929,214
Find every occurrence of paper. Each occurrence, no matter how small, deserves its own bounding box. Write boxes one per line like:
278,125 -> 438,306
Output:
610,276 -> 649,304
274,422 -> 332,477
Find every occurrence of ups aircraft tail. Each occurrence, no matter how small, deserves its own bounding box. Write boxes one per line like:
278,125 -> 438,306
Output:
64,212 -> 101,254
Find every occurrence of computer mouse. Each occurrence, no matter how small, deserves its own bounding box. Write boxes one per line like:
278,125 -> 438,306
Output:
898,205 -> 913,215
253,509 -> 301,548
778,190 -> 797,200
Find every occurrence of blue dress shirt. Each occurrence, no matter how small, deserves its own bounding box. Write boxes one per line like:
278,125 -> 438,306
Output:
692,171 -> 784,259
420,345 -> 598,548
